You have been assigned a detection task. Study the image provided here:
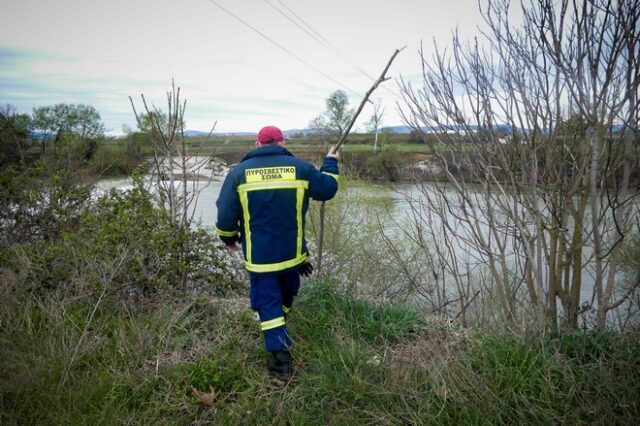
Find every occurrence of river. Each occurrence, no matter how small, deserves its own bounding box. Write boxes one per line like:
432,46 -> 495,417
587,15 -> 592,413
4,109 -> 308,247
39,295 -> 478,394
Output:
95,175 -> 638,328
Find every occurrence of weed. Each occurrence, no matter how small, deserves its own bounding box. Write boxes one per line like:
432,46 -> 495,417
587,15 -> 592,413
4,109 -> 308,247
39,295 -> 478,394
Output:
2,277 -> 639,425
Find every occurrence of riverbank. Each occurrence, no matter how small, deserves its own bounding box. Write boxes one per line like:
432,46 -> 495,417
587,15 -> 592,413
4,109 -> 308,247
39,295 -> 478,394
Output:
2,281 -> 638,425
207,147 -> 443,183
145,155 -> 232,181
2,160 -> 639,424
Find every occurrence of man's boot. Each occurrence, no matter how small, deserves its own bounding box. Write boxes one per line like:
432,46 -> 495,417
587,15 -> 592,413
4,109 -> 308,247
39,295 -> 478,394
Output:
267,350 -> 292,380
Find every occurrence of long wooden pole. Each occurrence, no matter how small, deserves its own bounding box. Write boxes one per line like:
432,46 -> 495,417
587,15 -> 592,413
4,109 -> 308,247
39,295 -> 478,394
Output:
317,47 -> 404,274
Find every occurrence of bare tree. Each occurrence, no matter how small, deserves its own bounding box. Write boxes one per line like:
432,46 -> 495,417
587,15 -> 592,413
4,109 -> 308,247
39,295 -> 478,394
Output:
130,80 -> 217,287
398,0 -> 639,331
366,99 -> 386,153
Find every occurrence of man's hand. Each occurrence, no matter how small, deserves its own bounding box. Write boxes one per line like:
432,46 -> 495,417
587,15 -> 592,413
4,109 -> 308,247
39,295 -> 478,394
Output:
298,262 -> 314,277
326,145 -> 340,162
227,242 -> 241,253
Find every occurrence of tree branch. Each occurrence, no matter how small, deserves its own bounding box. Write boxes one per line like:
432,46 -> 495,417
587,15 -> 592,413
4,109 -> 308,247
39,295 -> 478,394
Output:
317,47 -> 404,273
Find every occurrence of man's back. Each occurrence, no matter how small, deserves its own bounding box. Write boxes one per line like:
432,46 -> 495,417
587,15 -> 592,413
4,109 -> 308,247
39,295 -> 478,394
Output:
216,144 -> 338,274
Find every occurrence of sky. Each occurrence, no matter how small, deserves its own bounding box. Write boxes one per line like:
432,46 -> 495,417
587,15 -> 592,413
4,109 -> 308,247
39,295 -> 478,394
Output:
0,0 -> 496,135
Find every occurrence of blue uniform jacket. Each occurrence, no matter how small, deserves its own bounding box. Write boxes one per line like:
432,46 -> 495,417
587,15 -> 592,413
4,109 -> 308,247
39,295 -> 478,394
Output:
215,145 -> 339,274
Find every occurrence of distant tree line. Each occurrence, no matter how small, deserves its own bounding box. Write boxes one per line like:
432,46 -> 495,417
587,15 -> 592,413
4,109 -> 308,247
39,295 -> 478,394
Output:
0,103 -> 106,168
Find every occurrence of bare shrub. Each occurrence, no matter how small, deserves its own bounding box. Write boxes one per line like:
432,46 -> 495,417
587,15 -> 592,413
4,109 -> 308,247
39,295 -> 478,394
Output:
398,0 -> 640,331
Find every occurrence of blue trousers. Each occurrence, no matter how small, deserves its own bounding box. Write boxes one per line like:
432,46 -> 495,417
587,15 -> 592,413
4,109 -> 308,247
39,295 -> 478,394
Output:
249,269 -> 300,352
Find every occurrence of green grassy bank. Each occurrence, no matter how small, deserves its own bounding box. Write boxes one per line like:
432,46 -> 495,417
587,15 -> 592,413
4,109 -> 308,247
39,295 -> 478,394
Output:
93,132 -> 434,183
2,281 -> 638,425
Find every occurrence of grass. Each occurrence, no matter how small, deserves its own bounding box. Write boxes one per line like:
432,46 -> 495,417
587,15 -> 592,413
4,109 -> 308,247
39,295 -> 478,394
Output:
1,281 -> 639,425
91,132 -> 463,185
99,133 -> 435,159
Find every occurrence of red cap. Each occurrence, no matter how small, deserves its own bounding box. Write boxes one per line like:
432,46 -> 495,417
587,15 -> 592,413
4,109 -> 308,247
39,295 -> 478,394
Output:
257,125 -> 284,144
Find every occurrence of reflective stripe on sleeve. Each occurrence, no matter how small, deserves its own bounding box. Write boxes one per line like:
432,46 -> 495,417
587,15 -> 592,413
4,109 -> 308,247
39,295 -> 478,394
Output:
215,227 -> 239,237
261,316 -> 286,331
322,172 -> 339,182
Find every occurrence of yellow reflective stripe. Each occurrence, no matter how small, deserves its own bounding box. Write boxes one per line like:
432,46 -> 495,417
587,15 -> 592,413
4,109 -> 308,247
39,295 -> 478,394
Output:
261,316 -> 286,331
237,179 -> 309,267
296,185 -> 304,257
215,226 -> 238,237
322,172 -> 339,182
239,190 -> 252,263
238,180 -> 308,192
245,253 -> 307,273
283,306 -> 291,314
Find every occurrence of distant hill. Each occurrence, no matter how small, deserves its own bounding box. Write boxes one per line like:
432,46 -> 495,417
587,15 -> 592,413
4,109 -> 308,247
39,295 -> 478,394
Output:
283,128 -> 329,138
183,130 -> 212,137
381,126 -> 411,134
381,124 -> 521,134
180,124 -> 552,139
183,128 -> 339,138
183,130 -> 256,137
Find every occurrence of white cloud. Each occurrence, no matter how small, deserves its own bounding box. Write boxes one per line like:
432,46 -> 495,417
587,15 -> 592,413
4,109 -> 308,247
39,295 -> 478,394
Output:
0,0 -> 522,135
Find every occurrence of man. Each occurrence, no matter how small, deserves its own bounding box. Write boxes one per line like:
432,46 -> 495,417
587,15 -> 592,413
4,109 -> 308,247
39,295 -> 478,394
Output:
215,125 -> 339,380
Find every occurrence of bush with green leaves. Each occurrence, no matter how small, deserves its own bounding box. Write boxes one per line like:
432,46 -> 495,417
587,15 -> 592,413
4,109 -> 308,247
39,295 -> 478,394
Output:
0,105 -> 33,167
339,148 -> 405,181
61,174 -> 241,297
0,165 -> 93,248
87,138 -> 146,177
1,169 -> 242,300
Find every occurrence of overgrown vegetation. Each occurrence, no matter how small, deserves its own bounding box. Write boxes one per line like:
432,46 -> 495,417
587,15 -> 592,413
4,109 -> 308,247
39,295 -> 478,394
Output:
400,0 -> 640,331
0,166 -> 242,301
306,182 -> 416,300
3,129 -> 637,423
2,1 -> 639,421
1,280 -> 638,425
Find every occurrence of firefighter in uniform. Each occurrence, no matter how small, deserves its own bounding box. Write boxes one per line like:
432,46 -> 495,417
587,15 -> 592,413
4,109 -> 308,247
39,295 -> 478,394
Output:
215,125 -> 339,379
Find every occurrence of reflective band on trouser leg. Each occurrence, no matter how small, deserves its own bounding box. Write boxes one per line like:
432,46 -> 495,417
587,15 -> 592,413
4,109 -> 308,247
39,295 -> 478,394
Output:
261,316 -> 286,331
249,272 -> 292,352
